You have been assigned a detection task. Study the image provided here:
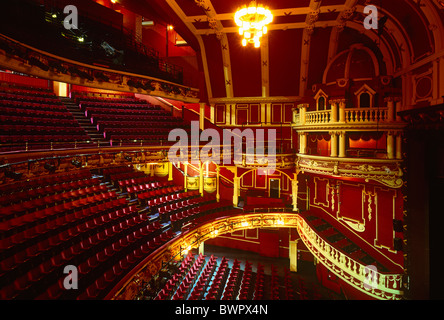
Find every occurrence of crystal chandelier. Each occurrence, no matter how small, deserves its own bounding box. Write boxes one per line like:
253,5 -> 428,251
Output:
234,1 -> 273,48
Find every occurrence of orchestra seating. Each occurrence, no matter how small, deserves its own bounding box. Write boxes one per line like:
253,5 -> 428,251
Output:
0,83 -> 90,151
151,253 -> 328,301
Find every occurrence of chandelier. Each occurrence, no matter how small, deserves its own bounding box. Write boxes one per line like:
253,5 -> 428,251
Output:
234,1 -> 273,48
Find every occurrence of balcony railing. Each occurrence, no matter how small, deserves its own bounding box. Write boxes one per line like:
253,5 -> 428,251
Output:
306,110 -> 332,124
296,215 -> 404,300
293,107 -> 392,126
345,108 -> 388,123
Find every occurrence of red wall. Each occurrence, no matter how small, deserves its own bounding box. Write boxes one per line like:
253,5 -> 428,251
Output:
307,175 -> 405,271
0,72 -> 50,89
206,227 -> 291,258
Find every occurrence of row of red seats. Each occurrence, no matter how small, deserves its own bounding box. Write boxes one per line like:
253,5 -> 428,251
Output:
108,135 -> 170,143
205,257 -> 230,300
253,263 -> 265,300
0,191 -> 122,236
169,199 -> 222,230
270,265 -> 280,300
127,181 -> 178,198
84,107 -> 169,117
188,255 -> 217,300
154,249 -> 197,300
221,259 -> 241,300
0,200 -> 136,287
0,125 -> 85,136
108,171 -> 146,184
80,102 -> 161,110
0,115 -> 79,127
283,268 -> 295,300
158,254 -> 197,301
0,196 -> 129,253
0,100 -> 67,112
102,125 -> 177,139
89,113 -> 173,125
73,95 -> 139,104
172,253 -> 206,300
0,169 -> 92,195
75,227 -> 175,300
138,187 -> 195,205
0,177 -> 101,207
0,180 -> 105,217
0,134 -> 90,144
238,261 -> 253,300
156,193 -> 207,217
117,176 -> 159,192
0,85 -> 56,96
2,206 -> 155,300
0,106 -> 74,119
97,117 -> 183,129
0,92 -> 61,103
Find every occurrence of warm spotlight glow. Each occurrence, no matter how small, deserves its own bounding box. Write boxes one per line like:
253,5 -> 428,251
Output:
167,25 -> 174,31
235,1 -> 273,48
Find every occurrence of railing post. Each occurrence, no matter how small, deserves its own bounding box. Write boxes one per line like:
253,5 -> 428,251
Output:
330,131 -> 338,157
339,100 -> 346,123
387,131 -> 395,159
338,131 -> 346,158
385,97 -> 395,122
329,100 -> 338,123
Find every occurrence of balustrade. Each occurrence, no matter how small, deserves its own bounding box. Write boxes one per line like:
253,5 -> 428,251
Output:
296,216 -> 404,300
293,107 -> 391,126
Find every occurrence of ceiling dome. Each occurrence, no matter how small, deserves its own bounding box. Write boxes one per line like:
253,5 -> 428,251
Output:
323,45 -> 380,84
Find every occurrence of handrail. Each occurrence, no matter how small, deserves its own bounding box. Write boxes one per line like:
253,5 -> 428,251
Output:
296,215 -> 404,300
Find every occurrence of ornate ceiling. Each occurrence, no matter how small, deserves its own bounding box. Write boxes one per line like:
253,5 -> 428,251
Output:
120,0 -> 444,103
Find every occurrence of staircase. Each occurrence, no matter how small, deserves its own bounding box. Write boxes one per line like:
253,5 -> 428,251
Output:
59,96 -> 104,142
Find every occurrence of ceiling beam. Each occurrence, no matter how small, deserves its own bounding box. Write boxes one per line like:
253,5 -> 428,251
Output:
183,5 -> 346,23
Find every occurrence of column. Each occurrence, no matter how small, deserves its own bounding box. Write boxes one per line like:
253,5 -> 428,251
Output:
198,242 -> 205,256
338,131 -> 346,158
184,163 -> 188,192
330,131 -> 338,157
210,104 -> 215,123
289,239 -> 298,272
226,104 -> 231,125
216,166 -> 220,202
299,132 -> 307,154
298,104 -> 307,125
199,102 -> 205,130
396,133 -> 403,160
387,132 -> 395,160
233,176 -> 240,207
292,172 -> 299,212
199,161 -> 204,196
150,164 -> 155,177
330,101 -> 338,123
168,162 -> 173,181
